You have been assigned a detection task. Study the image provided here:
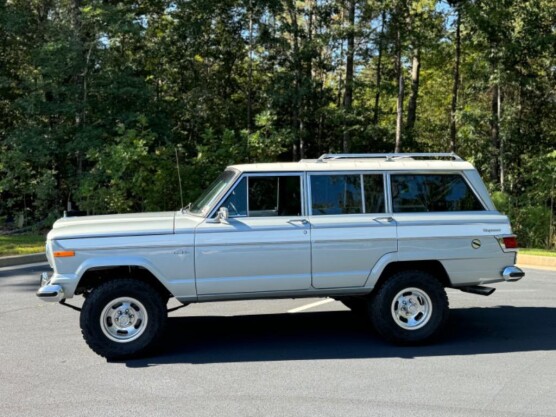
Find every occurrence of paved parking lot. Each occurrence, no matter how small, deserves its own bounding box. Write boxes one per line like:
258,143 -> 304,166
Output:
1,263 -> 555,417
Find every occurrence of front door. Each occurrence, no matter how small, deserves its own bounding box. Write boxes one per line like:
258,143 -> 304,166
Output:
195,173 -> 311,295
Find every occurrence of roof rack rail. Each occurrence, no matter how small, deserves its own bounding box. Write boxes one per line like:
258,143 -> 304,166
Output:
316,152 -> 463,162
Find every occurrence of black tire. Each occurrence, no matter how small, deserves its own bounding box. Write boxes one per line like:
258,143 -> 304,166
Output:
80,279 -> 167,360
369,270 -> 449,344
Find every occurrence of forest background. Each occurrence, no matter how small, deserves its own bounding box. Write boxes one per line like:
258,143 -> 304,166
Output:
0,0 -> 554,248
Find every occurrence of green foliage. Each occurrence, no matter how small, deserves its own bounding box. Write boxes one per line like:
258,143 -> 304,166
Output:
0,0 -> 554,247
0,234 -> 46,256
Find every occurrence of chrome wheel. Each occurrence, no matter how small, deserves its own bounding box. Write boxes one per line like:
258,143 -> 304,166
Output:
391,287 -> 432,330
100,297 -> 149,343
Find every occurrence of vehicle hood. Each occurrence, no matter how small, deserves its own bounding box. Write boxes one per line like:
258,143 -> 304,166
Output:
47,211 -> 201,240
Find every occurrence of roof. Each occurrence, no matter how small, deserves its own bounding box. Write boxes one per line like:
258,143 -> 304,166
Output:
229,154 -> 475,173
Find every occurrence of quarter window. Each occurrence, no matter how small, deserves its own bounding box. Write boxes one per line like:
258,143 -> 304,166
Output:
391,174 -> 485,212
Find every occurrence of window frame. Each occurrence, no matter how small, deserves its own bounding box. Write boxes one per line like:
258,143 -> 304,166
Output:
388,171 -> 488,213
209,172 -> 306,219
307,171 -> 388,216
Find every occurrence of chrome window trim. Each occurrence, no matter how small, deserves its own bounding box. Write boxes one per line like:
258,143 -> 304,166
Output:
387,171 -> 488,213
384,172 -> 393,213
189,168 -> 241,218
360,175 -> 366,213
208,171 -> 306,219
307,171 -> 387,216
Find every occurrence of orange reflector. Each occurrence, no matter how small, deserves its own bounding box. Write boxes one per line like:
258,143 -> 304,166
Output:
53,250 -> 75,258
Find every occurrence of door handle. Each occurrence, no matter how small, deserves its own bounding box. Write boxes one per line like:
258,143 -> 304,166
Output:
373,216 -> 394,223
288,219 -> 309,225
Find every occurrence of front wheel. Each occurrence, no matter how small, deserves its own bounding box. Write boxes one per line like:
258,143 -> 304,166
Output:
80,279 -> 167,360
369,270 -> 449,344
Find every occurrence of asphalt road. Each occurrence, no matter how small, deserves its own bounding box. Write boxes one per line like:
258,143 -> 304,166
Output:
1,264 -> 555,417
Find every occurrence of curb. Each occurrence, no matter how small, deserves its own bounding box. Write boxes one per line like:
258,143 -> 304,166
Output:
0,253 -> 47,268
517,254 -> 556,269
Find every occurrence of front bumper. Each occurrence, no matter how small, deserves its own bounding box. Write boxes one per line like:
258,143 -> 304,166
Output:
501,266 -> 525,282
36,272 -> 65,302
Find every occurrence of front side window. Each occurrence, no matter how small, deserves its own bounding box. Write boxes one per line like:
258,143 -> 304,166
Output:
391,174 -> 485,212
218,175 -> 302,217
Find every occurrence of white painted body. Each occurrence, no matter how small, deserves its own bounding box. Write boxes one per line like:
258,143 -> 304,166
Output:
44,157 -> 519,303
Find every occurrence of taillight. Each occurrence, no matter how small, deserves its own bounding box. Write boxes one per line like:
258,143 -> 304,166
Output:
498,235 -> 518,250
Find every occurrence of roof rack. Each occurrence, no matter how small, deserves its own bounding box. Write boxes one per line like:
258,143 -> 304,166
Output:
316,152 -> 463,162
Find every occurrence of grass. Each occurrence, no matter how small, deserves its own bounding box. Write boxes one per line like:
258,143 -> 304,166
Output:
0,234 -> 46,256
520,248 -> 556,257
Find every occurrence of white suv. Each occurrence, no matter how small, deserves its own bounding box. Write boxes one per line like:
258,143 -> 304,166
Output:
37,153 -> 524,359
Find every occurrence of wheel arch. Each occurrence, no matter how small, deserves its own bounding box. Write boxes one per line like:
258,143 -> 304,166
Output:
368,260 -> 451,292
75,260 -> 172,298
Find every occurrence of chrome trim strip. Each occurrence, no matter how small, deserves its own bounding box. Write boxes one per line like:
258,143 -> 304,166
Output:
312,238 -> 393,244
384,173 -> 392,213
394,218 -> 507,226
68,244 -> 193,251
53,231 -> 173,240
196,240 -> 308,248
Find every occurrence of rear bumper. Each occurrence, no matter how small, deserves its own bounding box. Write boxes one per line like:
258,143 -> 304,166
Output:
36,272 -> 65,302
501,266 -> 525,282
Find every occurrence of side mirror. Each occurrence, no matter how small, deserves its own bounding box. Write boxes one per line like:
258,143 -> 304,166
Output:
215,207 -> 229,223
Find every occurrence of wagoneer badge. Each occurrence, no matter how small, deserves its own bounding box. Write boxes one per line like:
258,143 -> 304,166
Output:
471,239 -> 481,249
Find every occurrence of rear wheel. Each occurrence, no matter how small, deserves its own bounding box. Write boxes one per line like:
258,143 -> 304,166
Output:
80,279 -> 167,360
370,270 -> 449,344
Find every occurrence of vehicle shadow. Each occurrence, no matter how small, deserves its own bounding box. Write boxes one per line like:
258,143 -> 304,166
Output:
125,306 -> 556,367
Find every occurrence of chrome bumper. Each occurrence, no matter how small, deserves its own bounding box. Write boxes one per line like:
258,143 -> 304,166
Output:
501,266 -> 525,282
36,272 -> 65,302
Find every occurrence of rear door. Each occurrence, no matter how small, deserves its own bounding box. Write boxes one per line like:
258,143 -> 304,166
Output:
308,172 -> 397,289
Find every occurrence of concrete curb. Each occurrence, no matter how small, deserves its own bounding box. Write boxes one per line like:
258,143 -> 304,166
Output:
0,253 -> 47,268
517,254 -> 556,269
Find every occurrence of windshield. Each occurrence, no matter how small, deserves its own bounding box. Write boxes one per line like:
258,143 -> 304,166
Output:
188,169 -> 238,216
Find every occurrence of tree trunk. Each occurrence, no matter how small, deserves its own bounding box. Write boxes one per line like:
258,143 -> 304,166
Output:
449,8 -> 461,153
301,0 -> 314,159
343,0 -> 355,153
406,49 -> 420,135
287,0 -> 302,160
373,10 -> 386,125
490,82 -> 500,184
247,0 -> 253,136
394,26 -> 403,153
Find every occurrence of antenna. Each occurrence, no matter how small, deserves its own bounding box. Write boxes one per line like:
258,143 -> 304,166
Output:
175,147 -> 185,210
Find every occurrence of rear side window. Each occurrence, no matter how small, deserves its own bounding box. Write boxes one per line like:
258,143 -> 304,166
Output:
391,174 -> 484,212
310,174 -> 385,215
311,175 -> 363,215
